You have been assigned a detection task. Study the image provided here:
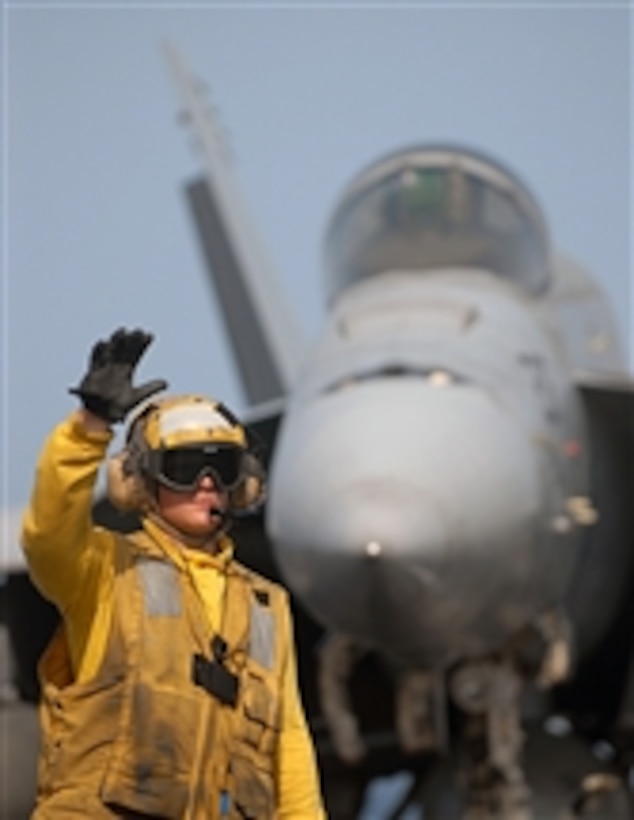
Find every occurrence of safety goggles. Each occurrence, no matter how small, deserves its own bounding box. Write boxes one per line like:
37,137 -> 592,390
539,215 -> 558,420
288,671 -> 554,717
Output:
149,444 -> 244,492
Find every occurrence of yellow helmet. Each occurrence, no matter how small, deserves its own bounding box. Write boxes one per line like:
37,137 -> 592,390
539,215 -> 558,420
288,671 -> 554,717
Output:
139,394 -> 247,451
107,394 -> 265,514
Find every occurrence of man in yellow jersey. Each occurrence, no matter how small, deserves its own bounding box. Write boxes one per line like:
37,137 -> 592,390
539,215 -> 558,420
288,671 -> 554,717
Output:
22,327 -> 326,819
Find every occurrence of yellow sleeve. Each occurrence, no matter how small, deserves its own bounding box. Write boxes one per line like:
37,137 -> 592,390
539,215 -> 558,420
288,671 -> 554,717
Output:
21,411 -> 117,678
276,595 -> 328,819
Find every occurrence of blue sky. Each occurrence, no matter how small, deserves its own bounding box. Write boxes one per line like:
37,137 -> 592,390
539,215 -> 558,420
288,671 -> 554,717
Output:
2,3 -> 631,532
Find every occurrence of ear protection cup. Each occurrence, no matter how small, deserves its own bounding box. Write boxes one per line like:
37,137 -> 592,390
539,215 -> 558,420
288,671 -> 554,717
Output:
229,452 -> 266,512
106,450 -> 150,512
105,402 -> 158,513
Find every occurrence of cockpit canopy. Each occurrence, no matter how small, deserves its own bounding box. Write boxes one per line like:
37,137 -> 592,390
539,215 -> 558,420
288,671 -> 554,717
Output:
324,145 -> 552,304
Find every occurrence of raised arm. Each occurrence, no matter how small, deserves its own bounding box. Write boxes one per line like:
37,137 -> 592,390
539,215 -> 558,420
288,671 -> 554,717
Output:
21,409 -> 114,610
21,327 -> 167,614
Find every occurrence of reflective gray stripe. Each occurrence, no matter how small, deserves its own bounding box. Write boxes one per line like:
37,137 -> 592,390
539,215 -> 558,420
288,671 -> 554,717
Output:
249,600 -> 275,669
137,558 -> 181,616
159,403 -> 232,436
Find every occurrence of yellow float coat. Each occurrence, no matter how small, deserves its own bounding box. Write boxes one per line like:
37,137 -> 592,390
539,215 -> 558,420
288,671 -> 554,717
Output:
22,412 -> 326,819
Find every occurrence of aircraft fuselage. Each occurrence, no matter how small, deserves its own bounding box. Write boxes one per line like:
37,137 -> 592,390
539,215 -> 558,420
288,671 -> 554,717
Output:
267,268 -> 617,669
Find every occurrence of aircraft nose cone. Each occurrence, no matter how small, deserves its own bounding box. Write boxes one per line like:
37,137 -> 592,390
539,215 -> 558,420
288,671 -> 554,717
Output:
273,475 -> 450,659
309,475 -> 446,561
267,382 -> 542,663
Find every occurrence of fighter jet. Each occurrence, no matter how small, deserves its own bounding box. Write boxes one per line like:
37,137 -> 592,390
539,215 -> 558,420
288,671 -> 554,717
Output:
2,46 -> 633,818
164,47 -> 634,816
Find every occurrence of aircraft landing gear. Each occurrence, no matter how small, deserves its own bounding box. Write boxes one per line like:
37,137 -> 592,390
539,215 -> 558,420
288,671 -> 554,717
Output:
450,659 -> 532,819
317,632 -> 368,765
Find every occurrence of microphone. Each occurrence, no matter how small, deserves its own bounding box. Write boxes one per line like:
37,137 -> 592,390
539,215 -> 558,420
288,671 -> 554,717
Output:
209,507 -> 228,520
209,506 -> 260,522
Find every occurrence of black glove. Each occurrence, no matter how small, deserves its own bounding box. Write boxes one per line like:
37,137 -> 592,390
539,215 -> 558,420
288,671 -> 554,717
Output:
69,327 -> 168,423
